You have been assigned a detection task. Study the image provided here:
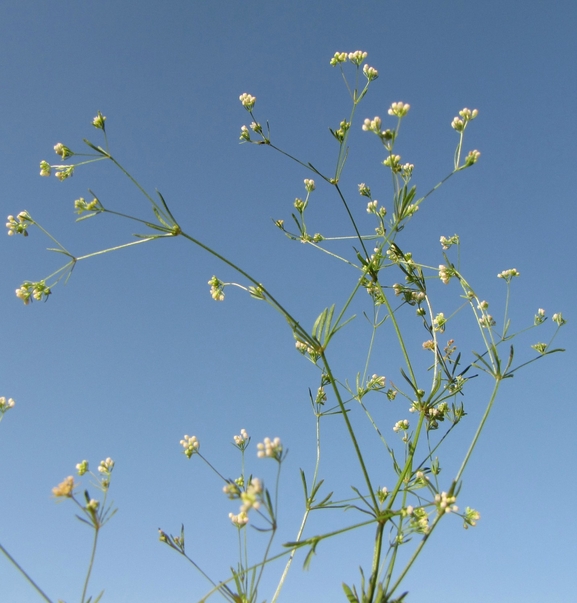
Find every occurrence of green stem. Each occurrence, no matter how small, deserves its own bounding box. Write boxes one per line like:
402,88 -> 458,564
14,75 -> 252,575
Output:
366,521 -> 386,602
75,236 -> 164,262
386,378 -> 501,599
179,231 -> 310,344
321,352 -> 378,509
453,378 -> 501,485
0,543 -> 54,603
271,414 -> 322,603
334,184 -> 369,259
80,527 -> 99,603
108,156 -> 163,212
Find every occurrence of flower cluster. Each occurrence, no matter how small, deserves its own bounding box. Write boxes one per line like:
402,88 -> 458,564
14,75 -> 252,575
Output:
39,160 -> 75,180
54,142 -> 74,159
451,108 -> 479,132
363,64 -> 379,81
433,313 -> 447,332
6,212 -> 30,236
304,178 -> 315,192
233,428 -> 250,449
478,314 -> 496,328
366,200 -> 386,217
552,313 -> 566,326
362,116 -> 383,135
435,491 -> 458,514
54,166 -> 74,181
15,280 -> 51,305
534,308 -> 546,326
92,111 -> 106,130
331,119 -> 351,143
463,507 -> 481,528
39,160 -> 51,177
497,268 -> 520,281
383,154 -> 402,172
229,511 -> 249,527
358,183 -> 371,197
257,436 -> 283,461
0,397 -> 15,416
180,434 -> 200,458
531,342 -> 548,354
329,51 -> 347,66
408,506 -> 430,534
348,50 -> 368,65
295,340 -> 320,362
393,419 -> 409,433
401,163 -> 414,181
98,457 -> 115,475
74,197 -> 101,215
438,264 -> 454,285
239,93 -> 256,111
208,275 -> 225,301
97,457 -> 115,490
366,374 -> 386,390
440,234 -> 460,249
464,150 -> 481,167
76,460 -> 89,476
52,476 -> 76,498
388,102 -> 410,118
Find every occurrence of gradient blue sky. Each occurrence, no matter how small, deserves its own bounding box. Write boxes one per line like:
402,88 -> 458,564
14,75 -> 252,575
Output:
1,2 -> 575,602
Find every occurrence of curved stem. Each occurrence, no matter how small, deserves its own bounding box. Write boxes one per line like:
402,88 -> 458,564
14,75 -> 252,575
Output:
179,231 -> 310,344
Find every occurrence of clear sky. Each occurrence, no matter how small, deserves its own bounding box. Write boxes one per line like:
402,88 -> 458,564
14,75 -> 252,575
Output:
1,2 -> 575,602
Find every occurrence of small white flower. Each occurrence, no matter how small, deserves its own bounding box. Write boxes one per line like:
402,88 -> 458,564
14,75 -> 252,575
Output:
388,102 -> 410,118
180,434 -> 200,458
257,437 -> 283,460
239,93 -> 256,110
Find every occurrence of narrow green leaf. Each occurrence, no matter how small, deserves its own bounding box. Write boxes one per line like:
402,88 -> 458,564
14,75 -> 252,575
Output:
342,583 -> 359,603
300,469 -> 308,500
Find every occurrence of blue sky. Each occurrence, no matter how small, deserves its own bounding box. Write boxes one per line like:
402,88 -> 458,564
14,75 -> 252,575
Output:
1,2 -> 575,602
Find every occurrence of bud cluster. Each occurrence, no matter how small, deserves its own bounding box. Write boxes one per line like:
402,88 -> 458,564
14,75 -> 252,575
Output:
6,212 -> 30,236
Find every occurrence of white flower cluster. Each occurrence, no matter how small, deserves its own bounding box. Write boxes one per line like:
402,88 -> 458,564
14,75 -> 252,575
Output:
388,102 -> 410,118
0,397 -> 15,414
98,457 -> 115,475
393,419 -> 409,433
180,434 -> 200,459
497,268 -> 520,281
257,436 -> 283,460
6,212 -> 30,236
239,93 -> 256,111
233,428 -> 249,447
435,491 -> 458,514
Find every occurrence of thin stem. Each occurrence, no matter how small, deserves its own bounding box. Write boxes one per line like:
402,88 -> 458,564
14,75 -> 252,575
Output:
75,237 -> 164,262
108,156 -> 162,211
197,452 -> 228,482
0,543 -> 54,603
80,527 -> 99,603
267,143 -> 331,182
361,306 -> 380,385
322,352 -> 378,509
271,413 -> 322,602
334,183 -> 369,258
32,221 -> 71,254
179,231 -> 310,344
453,379 -> 501,485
